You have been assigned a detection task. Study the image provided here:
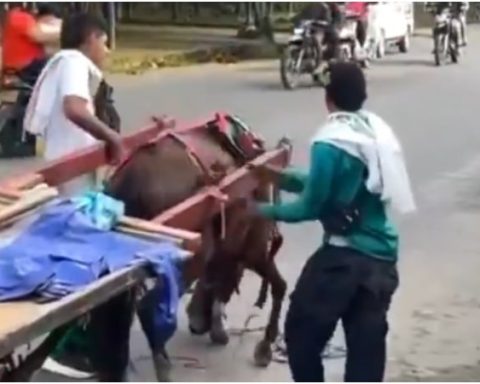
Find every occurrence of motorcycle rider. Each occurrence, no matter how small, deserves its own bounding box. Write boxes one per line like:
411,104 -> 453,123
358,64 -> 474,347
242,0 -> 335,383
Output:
292,2 -> 343,62
425,2 -> 468,47
345,2 -> 369,51
1,4 -> 61,77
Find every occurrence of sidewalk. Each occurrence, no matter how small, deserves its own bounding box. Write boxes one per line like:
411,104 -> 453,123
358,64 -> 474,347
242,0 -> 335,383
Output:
110,24 -> 283,74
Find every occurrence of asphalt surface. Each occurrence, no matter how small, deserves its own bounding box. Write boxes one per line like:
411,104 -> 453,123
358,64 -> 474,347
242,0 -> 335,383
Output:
3,29 -> 480,381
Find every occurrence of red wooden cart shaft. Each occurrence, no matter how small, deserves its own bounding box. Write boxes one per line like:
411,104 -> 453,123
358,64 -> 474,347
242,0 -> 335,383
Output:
0,123 -> 163,190
153,147 -> 289,230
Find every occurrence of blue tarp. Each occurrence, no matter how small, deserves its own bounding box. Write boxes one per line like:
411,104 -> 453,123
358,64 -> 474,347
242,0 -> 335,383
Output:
0,193 -> 183,349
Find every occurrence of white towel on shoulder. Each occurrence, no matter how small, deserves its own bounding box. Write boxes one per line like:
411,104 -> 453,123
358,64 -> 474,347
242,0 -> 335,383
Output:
313,110 -> 416,214
23,49 -> 103,138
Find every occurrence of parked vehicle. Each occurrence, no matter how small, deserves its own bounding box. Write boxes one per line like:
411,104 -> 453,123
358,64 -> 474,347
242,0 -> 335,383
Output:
367,2 -> 414,58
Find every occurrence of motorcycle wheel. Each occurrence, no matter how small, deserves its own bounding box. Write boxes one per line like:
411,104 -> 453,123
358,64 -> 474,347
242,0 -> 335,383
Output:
449,27 -> 460,64
434,34 -> 444,66
280,46 -> 302,90
450,42 -> 459,63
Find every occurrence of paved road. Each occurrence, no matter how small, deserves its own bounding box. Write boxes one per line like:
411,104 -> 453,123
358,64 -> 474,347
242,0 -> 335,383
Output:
6,29 -> 480,381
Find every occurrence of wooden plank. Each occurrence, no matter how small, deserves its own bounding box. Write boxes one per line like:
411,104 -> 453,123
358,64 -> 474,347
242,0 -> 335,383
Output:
0,188 -> 59,227
153,147 -> 290,230
2,174 -> 45,191
117,217 -> 201,253
0,188 -> 21,201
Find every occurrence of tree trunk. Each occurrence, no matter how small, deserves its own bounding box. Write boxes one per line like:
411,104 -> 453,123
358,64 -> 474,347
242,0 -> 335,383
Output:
171,3 -> 180,22
263,2 -> 275,43
193,2 -> 200,16
245,2 -> 255,28
255,2 -> 275,43
124,3 -> 132,22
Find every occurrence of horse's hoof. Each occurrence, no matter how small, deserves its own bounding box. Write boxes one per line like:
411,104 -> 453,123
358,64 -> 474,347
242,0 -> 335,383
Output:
152,352 -> 172,382
209,325 -> 229,345
254,340 -> 272,368
187,310 -> 210,336
188,323 -> 209,336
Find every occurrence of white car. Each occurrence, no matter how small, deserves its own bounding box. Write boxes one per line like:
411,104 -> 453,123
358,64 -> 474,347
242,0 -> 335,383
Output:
367,2 -> 414,58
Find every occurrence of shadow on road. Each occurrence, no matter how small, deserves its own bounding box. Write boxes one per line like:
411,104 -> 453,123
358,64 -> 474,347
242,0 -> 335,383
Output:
241,79 -> 321,93
374,58 -> 435,68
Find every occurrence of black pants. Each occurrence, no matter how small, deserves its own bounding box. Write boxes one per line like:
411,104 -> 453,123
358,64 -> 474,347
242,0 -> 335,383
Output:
284,246 -> 398,382
356,19 -> 368,47
323,25 -> 340,60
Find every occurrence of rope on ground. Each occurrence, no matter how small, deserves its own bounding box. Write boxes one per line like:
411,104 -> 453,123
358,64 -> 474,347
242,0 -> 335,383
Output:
270,336 -> 347,365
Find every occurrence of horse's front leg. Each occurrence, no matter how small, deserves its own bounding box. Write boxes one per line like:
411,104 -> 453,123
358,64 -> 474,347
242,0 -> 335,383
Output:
253,262 -> 287,367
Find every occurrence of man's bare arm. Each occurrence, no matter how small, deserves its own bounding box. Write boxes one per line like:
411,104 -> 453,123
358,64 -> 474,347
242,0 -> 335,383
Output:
26,24 -> 59,44
63,95 -> 126,164
64,96 -> 117,141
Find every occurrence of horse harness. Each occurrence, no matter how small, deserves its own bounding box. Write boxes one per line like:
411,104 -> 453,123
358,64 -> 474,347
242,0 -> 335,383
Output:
111,113 -> 283,259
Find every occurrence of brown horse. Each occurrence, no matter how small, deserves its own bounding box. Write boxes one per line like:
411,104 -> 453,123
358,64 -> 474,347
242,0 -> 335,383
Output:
105,115 -> 288,380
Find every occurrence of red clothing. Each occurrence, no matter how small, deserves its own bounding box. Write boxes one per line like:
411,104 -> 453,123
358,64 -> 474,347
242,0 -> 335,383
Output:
2,8 -> 44,71
345,2 -> 369,18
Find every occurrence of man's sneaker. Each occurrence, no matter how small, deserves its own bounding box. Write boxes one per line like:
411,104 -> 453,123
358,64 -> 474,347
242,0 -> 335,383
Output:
42,355 -> 95,380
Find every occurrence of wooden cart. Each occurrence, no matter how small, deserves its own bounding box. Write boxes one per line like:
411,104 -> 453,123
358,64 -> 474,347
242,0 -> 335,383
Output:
0,115 -> 290,381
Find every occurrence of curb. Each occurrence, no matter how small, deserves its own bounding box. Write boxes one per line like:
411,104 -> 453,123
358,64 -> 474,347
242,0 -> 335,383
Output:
107,41 -> 281,75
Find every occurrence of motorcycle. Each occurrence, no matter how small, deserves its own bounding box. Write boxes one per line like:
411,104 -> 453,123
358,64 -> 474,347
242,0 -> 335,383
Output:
432,8 -> 461,66
0,80 -> 36,158
0,59 -> 47,158
280,19 -> 329,90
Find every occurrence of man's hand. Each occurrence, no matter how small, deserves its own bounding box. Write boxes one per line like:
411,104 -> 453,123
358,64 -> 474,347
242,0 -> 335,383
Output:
153,114 -> 176,130
248,164 -> 283,185
106,134 -> 127,166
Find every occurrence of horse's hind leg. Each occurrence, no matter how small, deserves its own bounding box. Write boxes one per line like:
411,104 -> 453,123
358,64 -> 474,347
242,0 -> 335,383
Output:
252,261 -> 287,368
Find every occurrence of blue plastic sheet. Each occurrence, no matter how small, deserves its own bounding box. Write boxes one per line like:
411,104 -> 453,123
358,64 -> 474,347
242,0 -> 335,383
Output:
0,193 -> 183,350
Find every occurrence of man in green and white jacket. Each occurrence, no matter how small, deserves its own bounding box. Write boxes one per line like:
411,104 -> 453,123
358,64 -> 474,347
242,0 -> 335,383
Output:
252,62 -> 415,382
